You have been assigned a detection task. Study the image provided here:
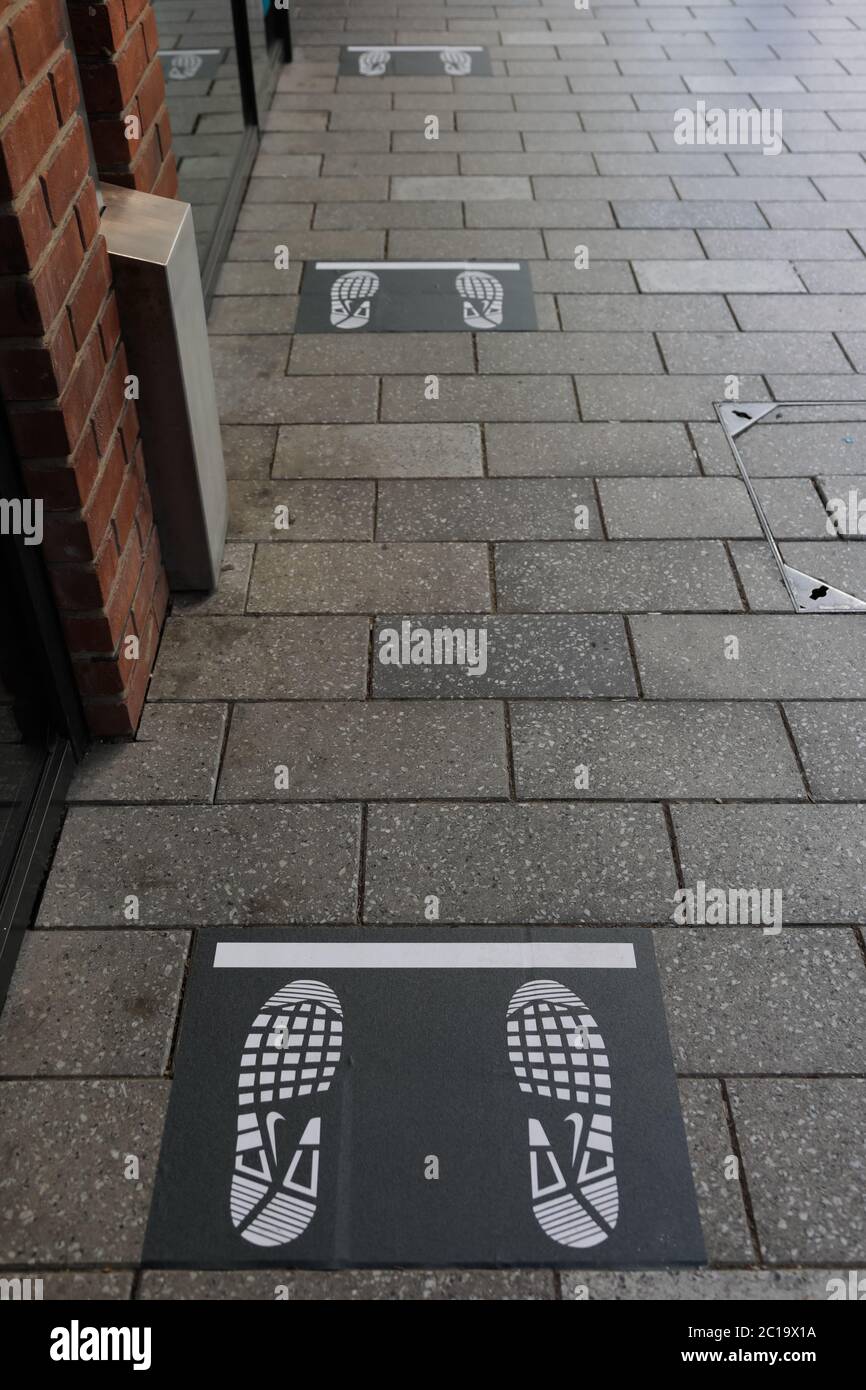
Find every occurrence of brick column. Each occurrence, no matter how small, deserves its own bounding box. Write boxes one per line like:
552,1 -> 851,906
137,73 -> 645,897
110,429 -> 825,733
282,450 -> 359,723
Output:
0,0 -> 169,737
67,0 -> 178,197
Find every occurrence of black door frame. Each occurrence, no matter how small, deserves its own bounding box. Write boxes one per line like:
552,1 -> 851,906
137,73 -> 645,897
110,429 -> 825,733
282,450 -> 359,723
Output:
0,405 -> 88,1008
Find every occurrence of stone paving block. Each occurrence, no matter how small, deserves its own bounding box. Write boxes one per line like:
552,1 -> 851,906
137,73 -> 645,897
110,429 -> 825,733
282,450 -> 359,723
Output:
380,376 -> 579,423
215,262 -> 303,296
392,133 -> 524,154
210,334 -> 289,380
612,199 -> 767,228
376,479 -> 601,540
139,1269 -> 556,1300
0,1080 -> 168,1264
0,931 -> 189,1076
564,1270 -> 837,1301
486,422 -> 700,476
656,927 -> 866,1074
389,230 -> 546,260
363,803 -> 677,924
632,616 -> 866,699
767,376 -> 866,404
460,154 -> 598,177
228,479 -> 374,541
634,260 -> 804,293
245,177 -> 390,202
671,804 -> 866,925
559,294 -> 737,331
217,702 -> 509,801
38,805 -> 362,927
762,200 -> 866,228
510,700 -> 803,800
658,331 -> 850,375
218,375 -> 378,426
248,543 -> 491,614
704,422 -> 866,478
599,477 -> 829,539
544,229 -> 702,260
700,229 -> 863,261
228,232 -> 386,263
495,541 -> 743,612
728,1080 -> 866,1263
576,375 -> 769,421
836,333 -> 866,372
476,332 -> 662,374
313,201 -> 463,228
731,541 -> 866,611
392,176 -> 533,200
172,544 -> 253,618
531,261 -> 637,294
68,704 -> 228,804
533,176 -> 676,199
273,424 -> 483,478
36,1272 -> 135,1300
371,614 -> 637,699
464,198 -> 614,228
288,334 -> 475,376
678,1079 -> 754,1263
784,701 -> 866,800
675,177 -> 820,201
149,616 -> 369,700
220,425 -> 276,480
729,295 -> 866,331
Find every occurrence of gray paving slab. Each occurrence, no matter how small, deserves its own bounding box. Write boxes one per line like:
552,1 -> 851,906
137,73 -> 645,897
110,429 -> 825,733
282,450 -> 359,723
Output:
704,422 -> 866,478
172,544 -> 253,618
287,334 -> 475,376
67,704 -> 228,804
29,1272 -> 134,1300
699,229 -> 863,261
476,333 -> 662,374
273,424 -> 483,478
371,614 -> 637,698
633,260 -> 805,293
510,701 -> 804,800
671,804 -> 866,925
562,1270 -> 840,1301
656,928 -> 866,1073
0,931 -> 189,1076
485,422 -> 700,476
631,615 -> 866,699
217,702 -> 509,801
559,294 -> 737,332
658,331 -> 850,375
465,200 -> 615,229
576,375 -> 770,422
531,261 -> 637,294
678,1079 -> 754,1263
783,701 -> 866,800
392,176 -> 533,200
381,376 -> 579,423
0,1080 -> 169,1264
149,616 -> 369,701
729,295 -> 866,331
228,480 -> 375,540
139,1269 -> 556,1300
248,543 -> 491,614
38,805 -> 362,927
728,1080 -> 866,1263
598,477 -> 829,540
495,541 -> 743,612
312,202 -> 463,228
387,231 -> 546,260
220,424 -> 276,479
218,374 -> 378,426
363,802 -> 677,923
376,479 -> 601,540
612,199 -> 767,228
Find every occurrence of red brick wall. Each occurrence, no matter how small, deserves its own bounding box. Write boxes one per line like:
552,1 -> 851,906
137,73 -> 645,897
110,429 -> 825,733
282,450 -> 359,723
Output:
67,0 -> 178,197
0,0 -> 169,737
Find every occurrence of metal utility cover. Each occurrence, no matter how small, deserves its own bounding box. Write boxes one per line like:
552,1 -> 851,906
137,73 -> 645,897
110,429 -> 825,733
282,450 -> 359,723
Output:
339,46 -> 493,77
159,49 -> 225,82
717,400 -> 866,612
143,929 -> 705,1270
295,261 -> 537,334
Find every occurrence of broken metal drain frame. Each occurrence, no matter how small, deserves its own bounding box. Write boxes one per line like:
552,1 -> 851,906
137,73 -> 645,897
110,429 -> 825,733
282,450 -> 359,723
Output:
716,400 -> 866,613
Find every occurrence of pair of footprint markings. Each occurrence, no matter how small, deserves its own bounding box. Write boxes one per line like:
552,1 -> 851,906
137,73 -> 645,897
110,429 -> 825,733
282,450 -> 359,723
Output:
329,269 -> 505,331
230,978 -> 619,1251
358,48 -> 474,77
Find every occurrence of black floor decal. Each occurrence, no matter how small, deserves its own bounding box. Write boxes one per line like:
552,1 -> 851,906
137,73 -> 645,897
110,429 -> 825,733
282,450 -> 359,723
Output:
295,261 -> 537,334
339,46 -> 493,77
144,929 -> 705,1270
158,49 -> 224,83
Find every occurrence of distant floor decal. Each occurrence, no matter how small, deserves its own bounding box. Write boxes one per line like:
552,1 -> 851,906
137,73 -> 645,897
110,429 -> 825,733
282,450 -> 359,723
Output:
296,261 -> 537,334
339,46 -> 493,78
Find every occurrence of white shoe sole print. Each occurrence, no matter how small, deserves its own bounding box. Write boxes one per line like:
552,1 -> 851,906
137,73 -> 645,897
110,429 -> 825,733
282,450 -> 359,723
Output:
230,980 -> 343,1248
507,979 -> 619,1249
330,270 -> 380,330
455,269 -> 504,329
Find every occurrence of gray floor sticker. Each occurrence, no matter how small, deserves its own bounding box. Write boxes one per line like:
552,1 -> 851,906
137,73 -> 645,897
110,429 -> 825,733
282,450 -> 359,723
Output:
159,49 -> 224,82
295,262 -> 537,334
339,46 -> 493,77
143,929 -> 704,1269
